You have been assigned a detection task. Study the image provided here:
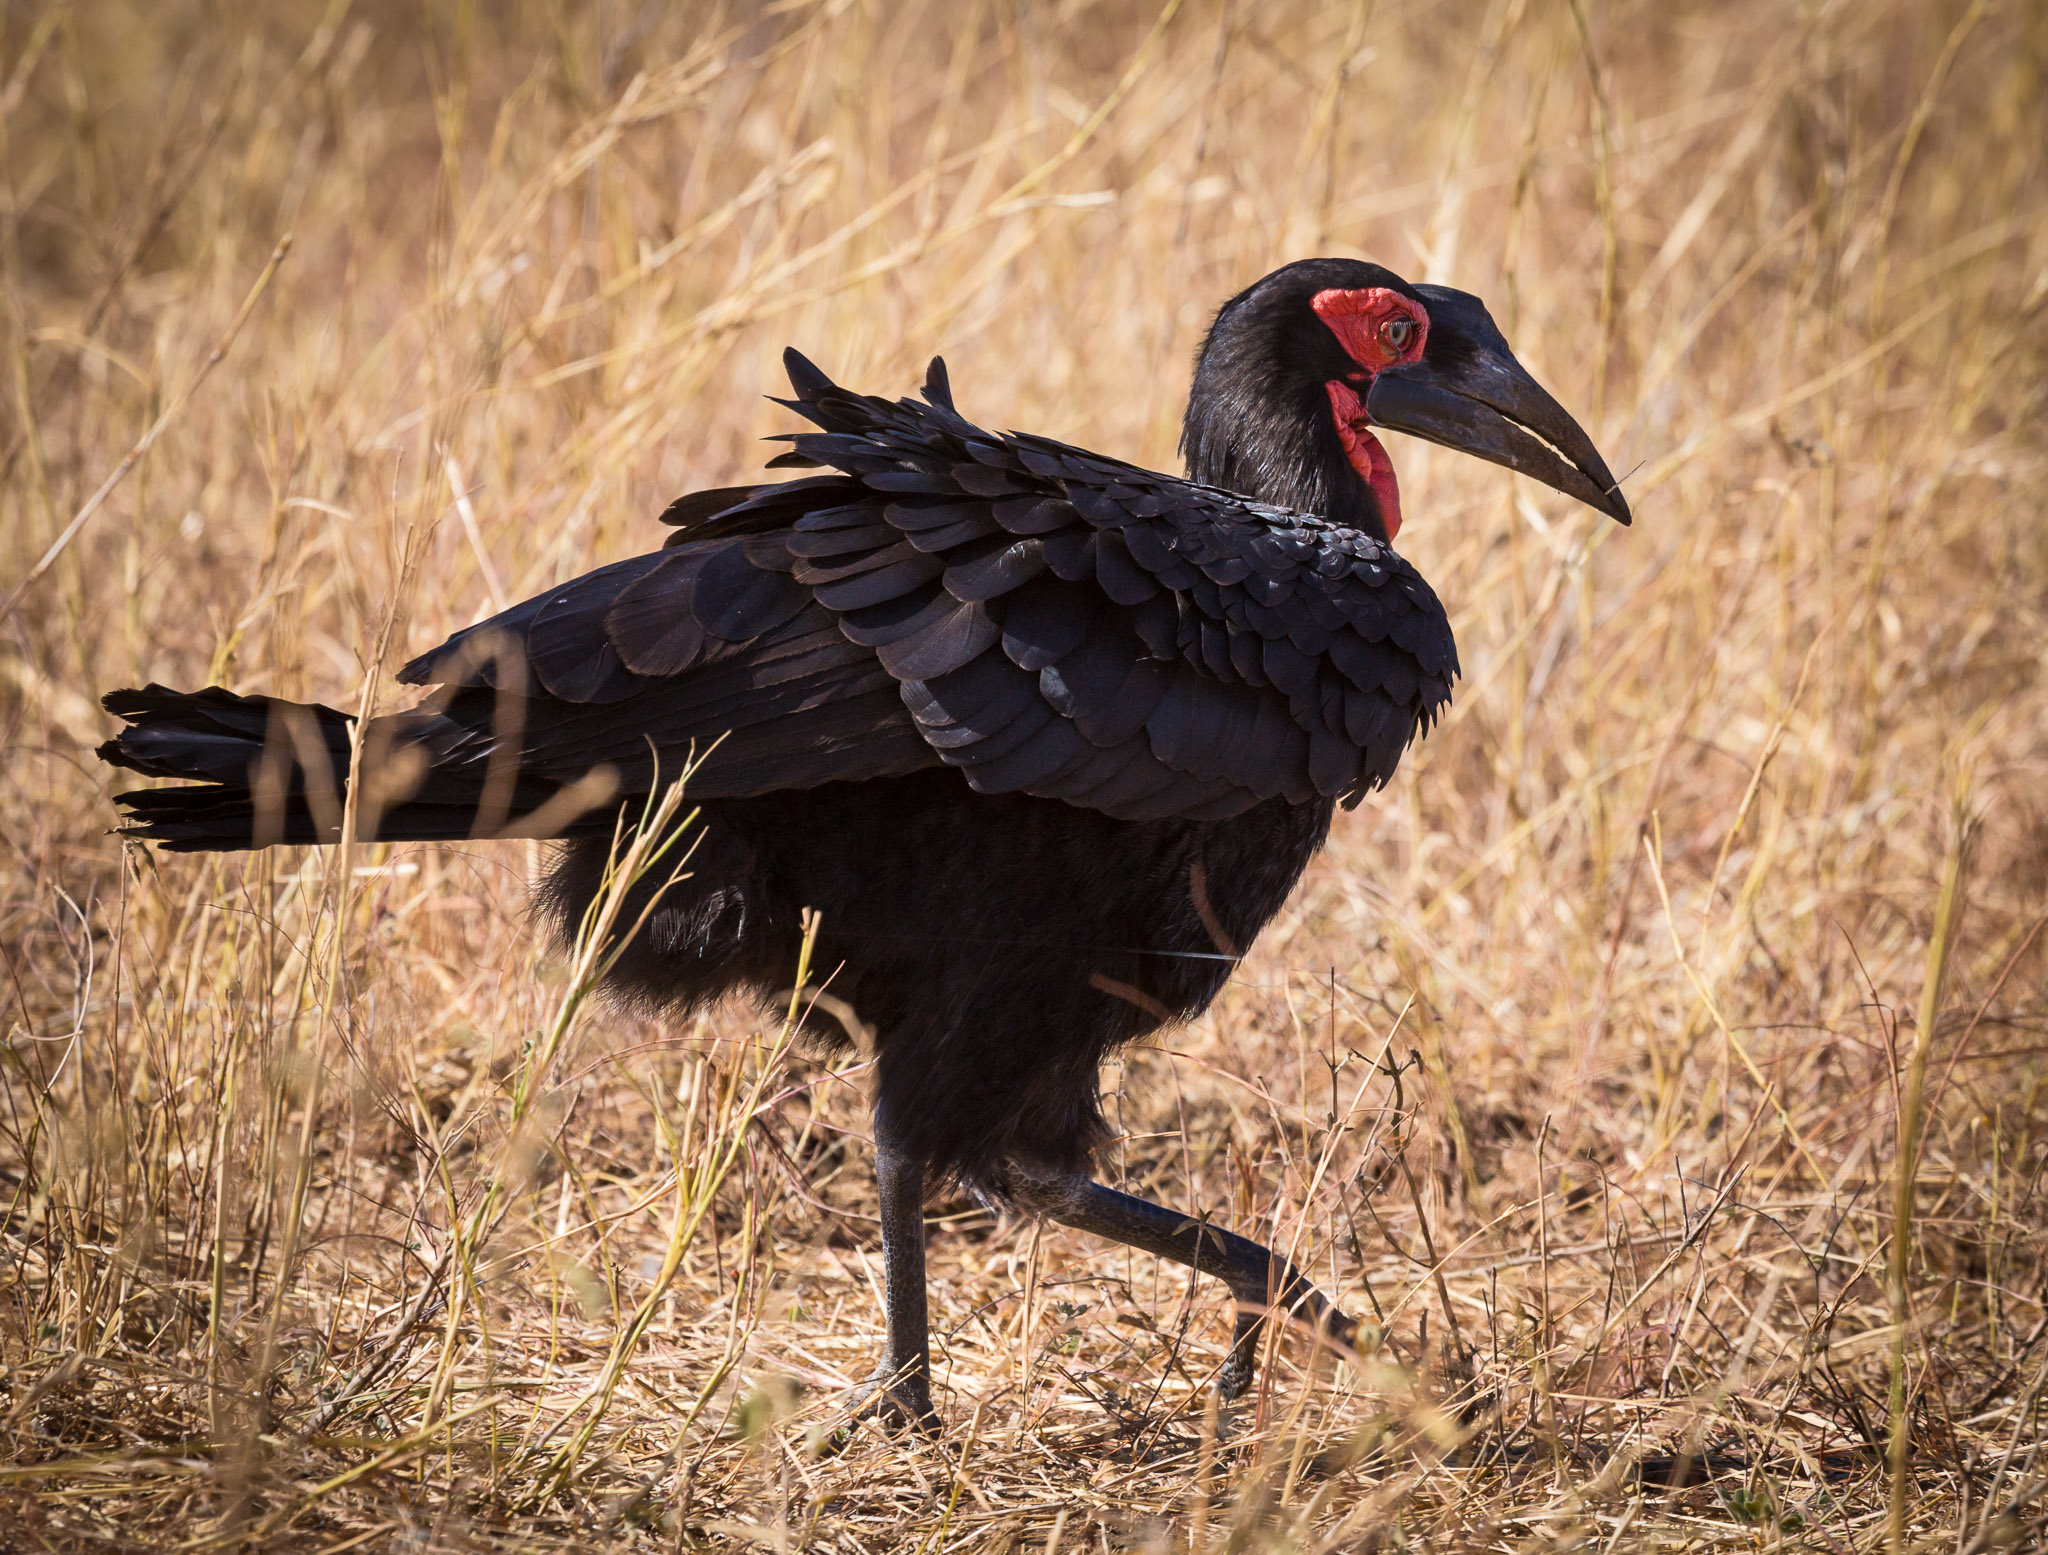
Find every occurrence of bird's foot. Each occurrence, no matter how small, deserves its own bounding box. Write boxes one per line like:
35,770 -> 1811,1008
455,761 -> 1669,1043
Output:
1215,1345 -> 1254,1402
1217,1296 -> 1360,1401
836,1366 -> 942,1438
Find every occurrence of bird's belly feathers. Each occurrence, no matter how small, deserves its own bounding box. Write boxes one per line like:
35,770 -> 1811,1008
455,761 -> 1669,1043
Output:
540,769 -> 1335,1186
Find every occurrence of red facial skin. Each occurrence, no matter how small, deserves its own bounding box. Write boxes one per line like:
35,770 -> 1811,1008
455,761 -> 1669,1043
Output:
1310,286 -> 1430,541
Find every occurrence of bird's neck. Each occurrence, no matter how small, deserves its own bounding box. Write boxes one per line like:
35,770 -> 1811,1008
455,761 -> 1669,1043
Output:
1179,360 -> 1378,533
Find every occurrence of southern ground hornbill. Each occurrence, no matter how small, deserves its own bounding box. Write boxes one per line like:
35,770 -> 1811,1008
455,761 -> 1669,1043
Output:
99,258 -> 1629,1430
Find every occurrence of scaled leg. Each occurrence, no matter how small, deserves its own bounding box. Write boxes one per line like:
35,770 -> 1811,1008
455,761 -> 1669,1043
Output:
842,1114 -> 942,1432
1003,1166 -> 1353,1399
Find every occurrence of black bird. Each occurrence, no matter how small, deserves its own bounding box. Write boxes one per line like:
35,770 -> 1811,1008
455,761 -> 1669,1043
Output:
99,259 -> 1629,1430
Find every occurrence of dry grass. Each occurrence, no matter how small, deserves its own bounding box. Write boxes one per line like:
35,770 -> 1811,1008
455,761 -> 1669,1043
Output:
2,0 -> 2046,1548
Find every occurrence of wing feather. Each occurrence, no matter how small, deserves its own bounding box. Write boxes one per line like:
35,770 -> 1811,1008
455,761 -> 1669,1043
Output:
392,352 -> 1457,822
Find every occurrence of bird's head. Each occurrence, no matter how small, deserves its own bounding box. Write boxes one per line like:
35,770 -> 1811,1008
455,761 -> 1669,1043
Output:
1181,257 -> 1630,543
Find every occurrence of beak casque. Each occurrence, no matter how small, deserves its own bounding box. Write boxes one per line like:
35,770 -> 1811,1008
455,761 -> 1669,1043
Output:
1365,285 -> 1631,526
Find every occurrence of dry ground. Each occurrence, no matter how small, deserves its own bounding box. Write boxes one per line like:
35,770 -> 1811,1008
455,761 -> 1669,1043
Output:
2,1 -> 2046,1549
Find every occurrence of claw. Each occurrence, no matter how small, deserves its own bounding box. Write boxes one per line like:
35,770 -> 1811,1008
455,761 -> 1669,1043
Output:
834,1367 -> 942,1441
1218,1291 -> 1359,1400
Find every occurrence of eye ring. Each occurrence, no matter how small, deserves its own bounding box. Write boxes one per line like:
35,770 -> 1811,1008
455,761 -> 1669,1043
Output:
1380,316 -> 1416,354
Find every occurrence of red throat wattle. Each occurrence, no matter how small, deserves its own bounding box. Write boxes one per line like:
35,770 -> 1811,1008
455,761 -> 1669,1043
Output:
1310,286 -> 1427,543
1323,379 -> 1402,540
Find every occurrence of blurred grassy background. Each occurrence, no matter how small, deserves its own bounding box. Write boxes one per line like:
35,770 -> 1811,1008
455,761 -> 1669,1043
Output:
2,0 -> 2046,1548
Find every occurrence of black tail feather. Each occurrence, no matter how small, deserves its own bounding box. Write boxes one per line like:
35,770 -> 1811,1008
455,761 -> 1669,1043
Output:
100,684 -> 353,784
98,684 -> 613,852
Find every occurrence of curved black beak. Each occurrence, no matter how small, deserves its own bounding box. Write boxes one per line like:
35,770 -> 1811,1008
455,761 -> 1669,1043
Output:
1366,285 -> 1631,525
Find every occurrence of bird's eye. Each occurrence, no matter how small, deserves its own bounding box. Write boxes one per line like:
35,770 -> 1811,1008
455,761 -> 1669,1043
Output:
1381,316 -> 1416,354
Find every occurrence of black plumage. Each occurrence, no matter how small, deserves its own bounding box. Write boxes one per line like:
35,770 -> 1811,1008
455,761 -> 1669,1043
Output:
97,258 -> 1630,1429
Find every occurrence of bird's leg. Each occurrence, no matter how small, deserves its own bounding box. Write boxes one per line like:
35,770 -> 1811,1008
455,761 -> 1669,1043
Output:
1002,1165 -> 1354,1401
841,1116 -> 942,1433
